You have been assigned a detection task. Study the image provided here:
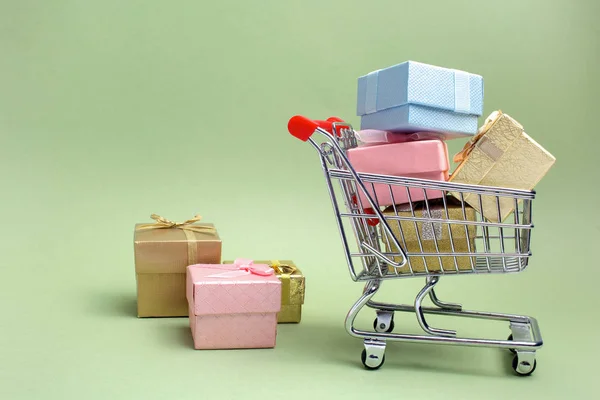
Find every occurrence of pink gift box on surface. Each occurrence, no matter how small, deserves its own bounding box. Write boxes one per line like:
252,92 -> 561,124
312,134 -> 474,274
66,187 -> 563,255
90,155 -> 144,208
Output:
347,139 -> 449,208
186,259 -> 281,350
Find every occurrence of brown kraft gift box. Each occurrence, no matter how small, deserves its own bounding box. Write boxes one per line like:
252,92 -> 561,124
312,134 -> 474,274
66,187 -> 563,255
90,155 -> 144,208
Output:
134,214 -> 221,317
380,198 -> 477,273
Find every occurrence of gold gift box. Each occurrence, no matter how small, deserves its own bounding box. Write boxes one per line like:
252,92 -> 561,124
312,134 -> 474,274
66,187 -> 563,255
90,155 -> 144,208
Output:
381,198 -> 477,273
449,111 -> 556,222
224,259 -> 305,323
134,215 -> 221,317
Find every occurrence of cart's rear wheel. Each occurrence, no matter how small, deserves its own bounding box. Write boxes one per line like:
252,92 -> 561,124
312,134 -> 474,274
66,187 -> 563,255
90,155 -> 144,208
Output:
361,349 -> 385,370
507,334 -> 517,354
512,355 -> 537,376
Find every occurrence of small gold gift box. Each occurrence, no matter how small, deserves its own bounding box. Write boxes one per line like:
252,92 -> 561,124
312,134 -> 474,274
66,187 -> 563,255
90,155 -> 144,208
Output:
223,259 -> 305,323
449,110 -> 556,222
134,214 -> 222,317
380,198 -> 477,273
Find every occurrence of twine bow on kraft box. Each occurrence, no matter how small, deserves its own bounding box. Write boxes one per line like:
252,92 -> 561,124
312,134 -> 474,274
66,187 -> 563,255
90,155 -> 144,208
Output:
223,259 -> 306,323
134,214 -> 222,318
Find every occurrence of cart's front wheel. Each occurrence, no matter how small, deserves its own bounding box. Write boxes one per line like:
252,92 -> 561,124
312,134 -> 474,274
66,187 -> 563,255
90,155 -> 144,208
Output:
361,349 -> 385,370
374,311 -> 395,333
512,354 -> 537,376
373,317 -> 395,333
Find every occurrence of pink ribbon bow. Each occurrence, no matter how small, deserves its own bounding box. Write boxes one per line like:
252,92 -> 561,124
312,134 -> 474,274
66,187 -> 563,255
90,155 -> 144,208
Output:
205,258 -> 274,278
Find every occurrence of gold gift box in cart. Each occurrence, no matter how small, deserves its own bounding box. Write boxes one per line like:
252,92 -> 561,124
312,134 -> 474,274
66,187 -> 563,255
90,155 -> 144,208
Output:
380,198 -> 477,273
449,110 -> 556,222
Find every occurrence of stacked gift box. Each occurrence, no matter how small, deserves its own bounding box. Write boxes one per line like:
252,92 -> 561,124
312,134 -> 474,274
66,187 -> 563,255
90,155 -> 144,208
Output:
133,214 -> 305,350
352,60 -> 555,272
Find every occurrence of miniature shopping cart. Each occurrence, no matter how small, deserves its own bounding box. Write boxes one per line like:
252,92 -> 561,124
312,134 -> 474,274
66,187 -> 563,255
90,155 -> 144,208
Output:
287,115 -> 543,376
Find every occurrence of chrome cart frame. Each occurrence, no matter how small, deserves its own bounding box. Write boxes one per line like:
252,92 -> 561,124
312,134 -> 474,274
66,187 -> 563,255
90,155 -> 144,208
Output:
287,116 -> 543,375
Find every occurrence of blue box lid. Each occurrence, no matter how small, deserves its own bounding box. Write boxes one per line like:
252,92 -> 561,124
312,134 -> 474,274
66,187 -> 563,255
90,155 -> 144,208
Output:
357,61 -> 484,117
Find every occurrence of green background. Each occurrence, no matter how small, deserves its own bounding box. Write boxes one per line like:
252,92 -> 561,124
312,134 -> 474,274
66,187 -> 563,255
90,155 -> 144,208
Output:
1,0 -> 597,398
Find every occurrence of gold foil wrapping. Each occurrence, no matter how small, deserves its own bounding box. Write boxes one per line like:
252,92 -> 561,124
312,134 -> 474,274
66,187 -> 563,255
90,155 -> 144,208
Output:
381,198 -> 477,273
223,259 -> 305,323
450,111 -> 556,222
134,223 -> 221,317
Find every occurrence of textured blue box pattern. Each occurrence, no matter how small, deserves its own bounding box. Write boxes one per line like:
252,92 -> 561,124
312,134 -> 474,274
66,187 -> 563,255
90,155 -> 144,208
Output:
356,61 -> 484,136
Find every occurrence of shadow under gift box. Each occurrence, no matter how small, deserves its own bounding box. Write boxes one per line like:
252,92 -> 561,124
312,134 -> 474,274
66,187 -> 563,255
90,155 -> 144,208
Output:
133,223 -> 221,317
356,60 -> 484,138
380,197 -> 477,273
223,260 -> 305,323
449,111 -> 556,223
347,139 -> 450,209
186,262 -> 281,350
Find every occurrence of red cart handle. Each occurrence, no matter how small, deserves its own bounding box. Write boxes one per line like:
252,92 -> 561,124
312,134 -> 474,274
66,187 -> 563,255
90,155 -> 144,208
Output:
288,115 -> 348,141
288,115 -> 318,141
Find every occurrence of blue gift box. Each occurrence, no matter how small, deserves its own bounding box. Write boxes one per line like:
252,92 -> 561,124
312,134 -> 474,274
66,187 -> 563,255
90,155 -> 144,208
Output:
356,61 -> 484,137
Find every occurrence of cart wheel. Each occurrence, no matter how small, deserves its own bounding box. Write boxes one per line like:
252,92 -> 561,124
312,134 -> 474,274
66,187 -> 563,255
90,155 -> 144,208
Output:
507,334 -> 516,354
512,355 -> 537,376
361,349 -> 385,370
373,317 -> 395,333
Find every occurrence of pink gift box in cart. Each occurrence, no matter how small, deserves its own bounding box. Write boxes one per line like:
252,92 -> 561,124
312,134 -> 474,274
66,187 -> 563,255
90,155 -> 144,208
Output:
346,139 -> 450,208
186,259 -> 281,350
